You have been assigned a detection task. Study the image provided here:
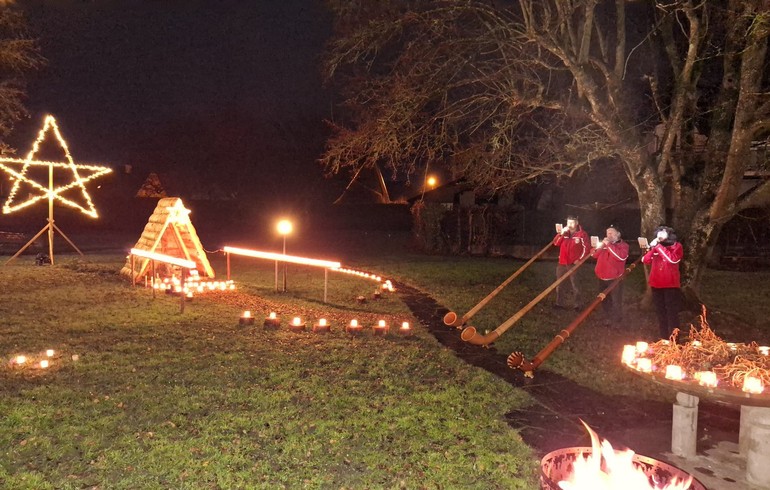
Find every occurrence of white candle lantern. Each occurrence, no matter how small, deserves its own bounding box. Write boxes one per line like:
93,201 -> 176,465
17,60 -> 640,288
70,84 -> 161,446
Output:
665,365 -> 684,380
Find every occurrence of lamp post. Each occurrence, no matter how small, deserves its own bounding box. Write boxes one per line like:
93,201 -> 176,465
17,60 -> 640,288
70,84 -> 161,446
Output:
276,219 -> 293,292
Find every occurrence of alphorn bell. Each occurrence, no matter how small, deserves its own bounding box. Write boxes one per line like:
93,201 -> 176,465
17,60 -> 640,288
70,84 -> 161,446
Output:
461,251 -> 594,346
443,239 -> 556,328
507,256 -> 643,376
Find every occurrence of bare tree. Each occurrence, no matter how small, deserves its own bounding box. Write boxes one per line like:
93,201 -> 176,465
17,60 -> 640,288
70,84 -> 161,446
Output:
321,0 -> 770,298
0,4 -> 42,150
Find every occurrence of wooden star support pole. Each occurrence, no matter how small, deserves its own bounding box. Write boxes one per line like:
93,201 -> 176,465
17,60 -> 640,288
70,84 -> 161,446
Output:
1,115 -> 112,265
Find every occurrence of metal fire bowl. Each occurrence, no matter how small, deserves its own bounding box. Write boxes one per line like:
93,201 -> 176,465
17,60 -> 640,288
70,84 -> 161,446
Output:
540,446 -> 707,490
623,364 -> 770,408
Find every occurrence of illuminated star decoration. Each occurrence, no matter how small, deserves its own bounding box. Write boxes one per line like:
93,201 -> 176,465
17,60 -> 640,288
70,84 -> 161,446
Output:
0,115 -> 112,218
166,199 -> 191,224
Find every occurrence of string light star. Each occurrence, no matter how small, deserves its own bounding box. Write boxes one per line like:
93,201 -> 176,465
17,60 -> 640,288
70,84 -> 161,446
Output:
0,115 -> 112,217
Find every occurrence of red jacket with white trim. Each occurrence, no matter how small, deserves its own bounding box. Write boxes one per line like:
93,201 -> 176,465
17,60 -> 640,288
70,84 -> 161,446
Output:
592,240 -> 629,280
642,241 -> 683,288
553,226 -> 589,265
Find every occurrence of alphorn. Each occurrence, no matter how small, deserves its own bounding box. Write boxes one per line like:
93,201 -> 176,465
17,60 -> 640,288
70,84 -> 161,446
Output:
507,255 -> 643,376
443,238 -> 557,328
461,251 -> 593,346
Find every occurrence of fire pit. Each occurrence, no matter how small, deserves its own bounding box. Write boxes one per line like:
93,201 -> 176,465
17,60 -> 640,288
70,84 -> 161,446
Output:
540,446 -> 706,490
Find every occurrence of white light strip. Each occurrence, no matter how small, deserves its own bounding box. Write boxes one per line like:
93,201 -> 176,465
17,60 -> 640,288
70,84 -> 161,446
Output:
223,246 -> 341,269
130,248 -> 196,269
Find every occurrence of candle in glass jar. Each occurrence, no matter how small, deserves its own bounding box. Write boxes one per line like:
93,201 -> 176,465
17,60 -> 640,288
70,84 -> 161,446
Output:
621,345 -> 636,365
743,376 -> 764,394
665,365 -> 684,380
636,358 -> 652,373
696,371 -> 718,388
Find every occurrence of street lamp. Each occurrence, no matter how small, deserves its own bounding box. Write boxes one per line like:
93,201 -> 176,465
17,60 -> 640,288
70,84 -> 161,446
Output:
276,219 -> 293,292
426,175 -> 438,189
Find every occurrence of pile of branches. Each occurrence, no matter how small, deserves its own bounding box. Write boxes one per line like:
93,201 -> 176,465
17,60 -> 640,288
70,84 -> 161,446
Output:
648,306 -> 770,390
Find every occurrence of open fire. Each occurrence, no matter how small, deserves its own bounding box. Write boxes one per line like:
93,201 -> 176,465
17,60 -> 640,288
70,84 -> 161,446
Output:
540,422 -> 704,490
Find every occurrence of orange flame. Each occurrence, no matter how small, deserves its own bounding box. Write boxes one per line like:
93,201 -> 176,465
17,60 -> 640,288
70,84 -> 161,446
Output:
559,421 -> 693,490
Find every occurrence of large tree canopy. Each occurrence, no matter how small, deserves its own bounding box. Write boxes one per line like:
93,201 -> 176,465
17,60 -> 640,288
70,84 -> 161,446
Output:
0,3 -> 41,149
321,0 -> 770,298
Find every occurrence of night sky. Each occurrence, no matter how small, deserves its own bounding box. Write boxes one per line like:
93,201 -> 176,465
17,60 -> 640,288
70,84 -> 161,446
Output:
13,1 -> 333,185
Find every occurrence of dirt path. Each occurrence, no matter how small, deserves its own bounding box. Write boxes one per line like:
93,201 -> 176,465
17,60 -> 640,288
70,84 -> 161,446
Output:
394,281 -> 741,459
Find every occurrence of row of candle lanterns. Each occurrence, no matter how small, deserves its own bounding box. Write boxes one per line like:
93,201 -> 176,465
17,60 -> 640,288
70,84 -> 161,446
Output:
149,274 -> 236,299
331,268 -> 396,293
622,341 -> 767,394
239,311 -> 413,336
7,349 -> 63,369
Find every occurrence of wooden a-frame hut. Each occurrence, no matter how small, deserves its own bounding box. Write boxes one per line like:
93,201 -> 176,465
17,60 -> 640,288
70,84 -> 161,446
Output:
121,197 -> 215,283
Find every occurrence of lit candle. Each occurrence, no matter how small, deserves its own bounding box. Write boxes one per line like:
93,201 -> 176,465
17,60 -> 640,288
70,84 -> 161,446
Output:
373,319 -> 388,336
665,365 -> 684,380
239,310 -> 255,326
287,316 -> 306,332
15,355 -> 26,365
313,318 -> 331,333
635,342 -> 649,354
398,321 -> 413,336
346,319 -> 363,335
621,345 -> 636,365
743,376 -> 765,394
636,358 -> 652,373
759,346 -> 769,356
40,360 -> 49,369
696,371 -> 718,388
264,312 -> 280,329
46,349 -> 55,357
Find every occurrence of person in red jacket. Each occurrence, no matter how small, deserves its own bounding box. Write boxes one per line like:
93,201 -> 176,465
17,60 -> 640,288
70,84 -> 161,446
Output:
642,225 -> 684,339
553,216 -> 589,310
591,225 -> 629,326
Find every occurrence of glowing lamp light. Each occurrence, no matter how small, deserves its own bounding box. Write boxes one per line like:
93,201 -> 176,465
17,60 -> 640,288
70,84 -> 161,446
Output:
426,176 -> 437,188
691,340 -> 702,348
635,342 -> 649,355
15,355 -> 26,365
636,358 -> 652,373
269,312 -> 277,320
743,376 -> 765,394
39,360 -> 49,369
696,371 -> 718,388
277,219 -> 293,236
759,346 -> 769,356
726,342 -> 737,351
621,345 -> 636,365
46,349 -> 55,357
398,321 -> 413,336
665,365 -> 684,380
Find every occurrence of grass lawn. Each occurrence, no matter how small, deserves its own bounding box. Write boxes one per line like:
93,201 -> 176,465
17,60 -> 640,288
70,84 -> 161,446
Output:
2,248 -> 768,489
1,253 -> 537,489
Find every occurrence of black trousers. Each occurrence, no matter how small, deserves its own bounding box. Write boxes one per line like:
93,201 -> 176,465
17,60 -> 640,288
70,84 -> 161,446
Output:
598,279 -> 623,321
555,264 -> 580,308
651,287 -> 682,339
